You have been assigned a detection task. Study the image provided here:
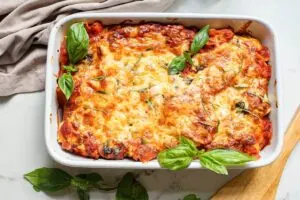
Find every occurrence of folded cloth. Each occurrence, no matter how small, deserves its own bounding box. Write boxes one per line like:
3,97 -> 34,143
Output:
0,0 -> 174,96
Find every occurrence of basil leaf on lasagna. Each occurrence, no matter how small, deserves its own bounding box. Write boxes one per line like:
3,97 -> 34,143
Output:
183,194 -> 201,200
58,73 -> 74,100
179,136 -> 198,152
24,168 -> 73,192
168,55 -> 187,75
116,173 -> 148,200
158,144 -> 197,170
199,155 -> 228,175
67,22 -> 89,64
183,51 -> 193,65
201,149 -> 255,166
190,25 -> 210,55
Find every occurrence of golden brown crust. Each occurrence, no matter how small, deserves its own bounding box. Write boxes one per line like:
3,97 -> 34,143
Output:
57,22 -> 272,161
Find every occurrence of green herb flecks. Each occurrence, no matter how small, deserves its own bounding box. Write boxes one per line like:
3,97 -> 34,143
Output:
235,101 -> 259,118
132,54 -> 143,70
92,76 -> 106,81
233,84 -> 249,89
145,99 -> 153,108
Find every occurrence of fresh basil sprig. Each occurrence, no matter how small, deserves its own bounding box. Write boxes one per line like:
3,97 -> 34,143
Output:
58,73 -> 74,100
116,172 -> 148,200
168,25 -> 210,75
67,22 -> 89,64
157,136 -> 255,174
168,55 -> 187,75
24,168 -> 113,200
58,22 -> 89,100
190,25 -> 210,55
183,194 -> 201,200
24,168 -> 72,192
183,51 -> 193,65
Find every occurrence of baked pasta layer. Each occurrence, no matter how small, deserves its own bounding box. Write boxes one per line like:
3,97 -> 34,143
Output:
57,22 -> 272,162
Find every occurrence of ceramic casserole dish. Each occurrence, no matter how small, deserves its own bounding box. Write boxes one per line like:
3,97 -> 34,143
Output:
45,13 -> 282,168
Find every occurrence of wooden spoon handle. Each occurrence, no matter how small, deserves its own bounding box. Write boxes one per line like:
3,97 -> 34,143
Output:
211,107 -> 300,200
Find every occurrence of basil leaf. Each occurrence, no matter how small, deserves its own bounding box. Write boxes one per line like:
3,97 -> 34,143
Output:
202,149 -> 255,165
71,177 -> 90,191
58,73 -> 74,100
199,156 -> 228,175
67,22 -> 89,64
76,173 -> 103,183
24,168 -> 72,192
33,186 -> 41,192
179,136 -> 197,152
63,65 -> 78,73
183,194 -> 201,200
158,144 -> 195,170
183,51 -> 193,65
94,183 -> 117,191
116,173 -> 148,200
168,55 -> 187,75
190,25 -> 210,55
132,182 -> 148,200
77,189 -> 90,200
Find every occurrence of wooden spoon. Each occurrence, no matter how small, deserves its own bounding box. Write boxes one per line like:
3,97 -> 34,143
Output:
211,107 -> 300,200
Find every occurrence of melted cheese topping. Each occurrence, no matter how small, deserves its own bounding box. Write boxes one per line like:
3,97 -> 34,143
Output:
57,23 -> 272,162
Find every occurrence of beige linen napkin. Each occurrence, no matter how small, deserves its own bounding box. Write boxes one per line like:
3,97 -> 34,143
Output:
0,0 -> 174,96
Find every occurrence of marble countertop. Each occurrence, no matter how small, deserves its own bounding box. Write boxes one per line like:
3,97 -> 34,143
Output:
1,0 -> 300,199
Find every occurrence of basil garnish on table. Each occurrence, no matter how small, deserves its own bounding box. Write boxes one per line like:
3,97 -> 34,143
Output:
24,168 -> 115,200
24,168 -> 148,200
168,25 -> 210,75
24,168 -> 72,192
116,172 -> 148,200
183,194 -> 201,200
157,136 -> 255,174
58,22 -> 89,100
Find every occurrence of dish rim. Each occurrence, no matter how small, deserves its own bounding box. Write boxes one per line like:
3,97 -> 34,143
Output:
45,12 -> 283,169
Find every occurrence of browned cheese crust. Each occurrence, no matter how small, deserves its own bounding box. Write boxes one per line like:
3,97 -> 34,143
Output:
57,22 -> 272,162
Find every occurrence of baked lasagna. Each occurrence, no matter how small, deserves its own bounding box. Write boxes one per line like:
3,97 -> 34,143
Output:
57,21 -> 272,162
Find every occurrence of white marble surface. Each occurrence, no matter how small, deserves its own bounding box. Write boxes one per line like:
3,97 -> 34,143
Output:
0,0 -> 300,199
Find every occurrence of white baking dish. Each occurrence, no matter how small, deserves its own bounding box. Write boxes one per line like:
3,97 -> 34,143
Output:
45,13 -> 282,169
